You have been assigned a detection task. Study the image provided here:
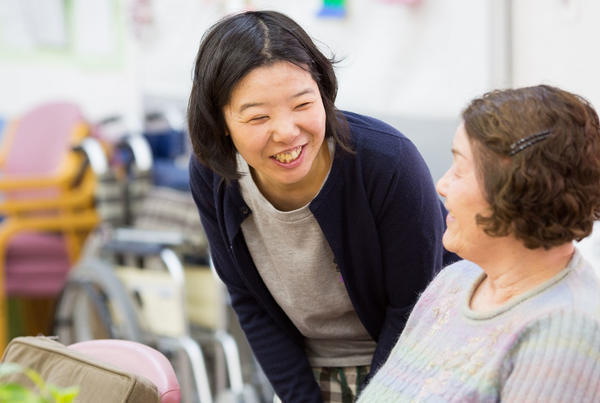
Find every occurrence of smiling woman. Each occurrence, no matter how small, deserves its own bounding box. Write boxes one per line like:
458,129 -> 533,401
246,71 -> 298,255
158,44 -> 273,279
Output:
435,122 -> 496,262
222,61 -> 330,211
358,85 -> 600,402
187,10 -> 455,403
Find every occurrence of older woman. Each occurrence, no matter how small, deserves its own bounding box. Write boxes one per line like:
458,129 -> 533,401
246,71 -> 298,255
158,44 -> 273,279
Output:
358,85 -> 600,402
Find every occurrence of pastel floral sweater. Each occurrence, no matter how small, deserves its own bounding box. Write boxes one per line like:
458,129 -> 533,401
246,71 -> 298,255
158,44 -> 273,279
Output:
358,249 -> 600,402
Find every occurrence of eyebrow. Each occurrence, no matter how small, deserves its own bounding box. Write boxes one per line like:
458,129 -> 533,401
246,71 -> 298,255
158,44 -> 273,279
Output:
292,88 -> 316,99
238,102 -> 264,114
237,88 -> 317,114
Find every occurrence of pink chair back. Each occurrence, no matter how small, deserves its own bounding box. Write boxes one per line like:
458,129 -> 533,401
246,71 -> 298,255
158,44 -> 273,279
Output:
68,339 -> 181,403
4,102 -> 83,176
2,102 -> 88,297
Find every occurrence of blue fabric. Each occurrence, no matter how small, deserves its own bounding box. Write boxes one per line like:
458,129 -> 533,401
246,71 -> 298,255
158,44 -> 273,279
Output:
143,129 -> 186,159
152,159 -> 190,191
317,5 -> 347,18
141,129 -> 190,190
189,111 -> 458,402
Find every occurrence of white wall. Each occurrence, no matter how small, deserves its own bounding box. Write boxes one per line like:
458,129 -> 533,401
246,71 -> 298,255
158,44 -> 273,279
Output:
512,0 -> 600,109
2,0 -> 600,142
0,0 -> 144,131
135,0 -> 497,181
0,0 -> 498,127
139,0 -> 496,120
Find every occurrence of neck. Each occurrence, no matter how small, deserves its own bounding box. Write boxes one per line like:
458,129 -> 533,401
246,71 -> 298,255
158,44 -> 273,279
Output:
470,240 -> 575,311
254,140 -> 331,211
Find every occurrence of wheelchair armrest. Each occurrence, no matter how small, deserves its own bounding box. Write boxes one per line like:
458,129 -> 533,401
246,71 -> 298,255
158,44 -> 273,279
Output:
102,239 -> 166,256
112,227 -> 185,247
71,137 -> 109,178
117,135 -> 154,174
102,228 -> 186,285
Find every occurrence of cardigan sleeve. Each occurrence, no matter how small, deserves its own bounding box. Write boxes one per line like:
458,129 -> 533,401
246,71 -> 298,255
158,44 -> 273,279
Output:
502,311 -> 600,402
367,137 -> 448,375
188,157 -> 323,403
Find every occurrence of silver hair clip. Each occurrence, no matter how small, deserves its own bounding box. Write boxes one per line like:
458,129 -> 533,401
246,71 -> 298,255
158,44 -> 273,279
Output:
509,130 -> 552,156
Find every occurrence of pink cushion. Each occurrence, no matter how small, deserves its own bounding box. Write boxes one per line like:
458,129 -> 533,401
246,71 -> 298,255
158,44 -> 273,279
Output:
6,233 -> 68,258
4,233 -> 70,296
68,340 -> 181,403
4,261 -> 68,296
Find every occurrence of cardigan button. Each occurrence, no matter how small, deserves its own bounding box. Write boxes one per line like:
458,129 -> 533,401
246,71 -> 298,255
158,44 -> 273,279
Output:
240,206 -> 249,215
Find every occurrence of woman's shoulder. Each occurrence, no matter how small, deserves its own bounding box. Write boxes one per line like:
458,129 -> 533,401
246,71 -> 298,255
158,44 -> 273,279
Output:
339,110 -> 430,178
423,259 -> 482,295
561,251 -> 600,316
189,154 -> 211,177
189,154 -> 231,200
189,154 -> 223,187
341,111 -> 412,153
342,111 -> 404,136
508,253 -> 600,336
511,308 -> 600,358
438,259 -> 481,280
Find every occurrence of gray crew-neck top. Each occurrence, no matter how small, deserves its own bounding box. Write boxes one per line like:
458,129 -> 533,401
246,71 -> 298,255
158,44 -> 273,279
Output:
237,140 -> 376,367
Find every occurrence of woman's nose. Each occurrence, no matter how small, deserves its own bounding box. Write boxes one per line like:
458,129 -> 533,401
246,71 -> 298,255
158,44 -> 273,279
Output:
436,171 -> 449,198
271,115 -> 300,144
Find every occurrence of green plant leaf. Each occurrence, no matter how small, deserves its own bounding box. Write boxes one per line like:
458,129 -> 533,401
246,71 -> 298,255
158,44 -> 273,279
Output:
23,368 -> 47,395
0,382 -> 42,402
47,383 -> 79,403
0,363 -> 79,403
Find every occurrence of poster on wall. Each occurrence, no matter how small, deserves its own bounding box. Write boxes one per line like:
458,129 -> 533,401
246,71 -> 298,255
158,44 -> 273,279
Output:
376,0 -> 421,4
0,0 -> 123,69
317,0 -> 347,18
0,0 -> 67,51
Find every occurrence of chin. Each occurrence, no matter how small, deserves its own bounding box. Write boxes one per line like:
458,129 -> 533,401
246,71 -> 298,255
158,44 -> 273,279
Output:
441,232 -> 453,250
442,234 -> 461,256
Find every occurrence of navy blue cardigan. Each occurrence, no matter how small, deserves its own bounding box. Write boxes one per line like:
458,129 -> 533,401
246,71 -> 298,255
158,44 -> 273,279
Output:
189,111 -> 455,402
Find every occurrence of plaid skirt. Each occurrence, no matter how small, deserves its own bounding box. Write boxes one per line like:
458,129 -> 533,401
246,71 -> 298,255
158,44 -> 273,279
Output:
313,366 -> 370,403
275,366 -> 370,403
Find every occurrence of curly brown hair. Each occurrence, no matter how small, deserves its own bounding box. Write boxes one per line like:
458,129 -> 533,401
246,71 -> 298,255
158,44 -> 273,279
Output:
463,84 -> 600,249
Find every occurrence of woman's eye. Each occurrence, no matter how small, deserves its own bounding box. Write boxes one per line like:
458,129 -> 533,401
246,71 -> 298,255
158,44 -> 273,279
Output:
249,115 -> 268,122
449,164 -> 461,178
295,102 -> 311,110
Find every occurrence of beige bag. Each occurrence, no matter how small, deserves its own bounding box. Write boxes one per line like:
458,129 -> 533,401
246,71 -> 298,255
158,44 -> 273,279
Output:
1,336 -> 159,403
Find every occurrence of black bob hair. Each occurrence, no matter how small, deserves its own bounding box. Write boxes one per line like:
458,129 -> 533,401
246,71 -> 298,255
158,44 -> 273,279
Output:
187,10 -> 351,181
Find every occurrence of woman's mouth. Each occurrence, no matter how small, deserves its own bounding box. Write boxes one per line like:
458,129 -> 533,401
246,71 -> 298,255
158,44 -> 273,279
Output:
272,145 -> 303,164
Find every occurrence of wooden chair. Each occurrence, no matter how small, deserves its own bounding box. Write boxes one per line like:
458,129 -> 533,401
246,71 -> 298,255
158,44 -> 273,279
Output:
0,102 -> 103,352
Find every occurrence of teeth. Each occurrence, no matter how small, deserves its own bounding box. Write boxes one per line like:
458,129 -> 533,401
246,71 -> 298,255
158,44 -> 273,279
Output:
274,146 -> 302,163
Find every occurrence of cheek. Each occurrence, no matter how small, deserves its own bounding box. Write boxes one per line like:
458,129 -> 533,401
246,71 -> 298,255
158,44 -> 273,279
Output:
447,198 -> 480,235
442,211 -> 479,252
231,127 -> 265,154
306,104 -> 327,136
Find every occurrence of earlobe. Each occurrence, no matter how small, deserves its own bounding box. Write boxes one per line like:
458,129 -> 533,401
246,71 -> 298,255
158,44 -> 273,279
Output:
223,122 -> 230,136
